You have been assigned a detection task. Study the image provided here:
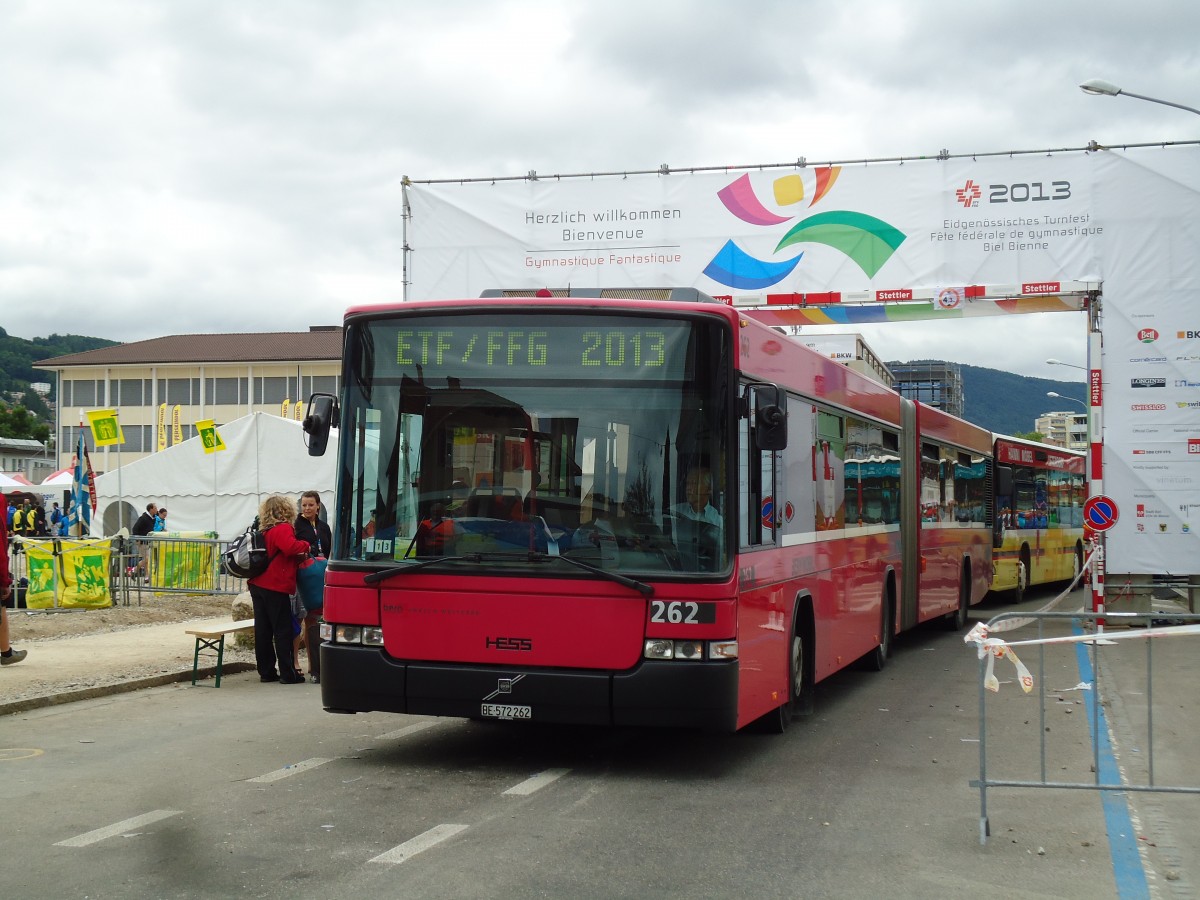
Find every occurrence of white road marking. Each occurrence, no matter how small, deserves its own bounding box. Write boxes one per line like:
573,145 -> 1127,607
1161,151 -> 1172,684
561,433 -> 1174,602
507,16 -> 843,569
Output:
55,809 -> 183,847
503,767 -> 570,796
369,824 -> 469,865
375,721 -> 441,742
247,757 -> 334,783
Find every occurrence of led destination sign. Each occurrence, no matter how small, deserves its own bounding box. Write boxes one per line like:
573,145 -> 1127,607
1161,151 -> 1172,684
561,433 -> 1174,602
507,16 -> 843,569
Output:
378,316 -> 697,381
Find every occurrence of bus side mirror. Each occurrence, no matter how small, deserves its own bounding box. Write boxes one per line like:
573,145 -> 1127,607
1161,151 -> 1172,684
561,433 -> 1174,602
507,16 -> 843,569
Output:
754,385 -> 788,452
303,393 -> 338,457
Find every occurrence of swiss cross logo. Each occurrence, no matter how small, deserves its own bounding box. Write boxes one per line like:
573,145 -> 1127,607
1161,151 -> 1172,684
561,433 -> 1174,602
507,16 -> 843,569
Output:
955,180 -> 982,208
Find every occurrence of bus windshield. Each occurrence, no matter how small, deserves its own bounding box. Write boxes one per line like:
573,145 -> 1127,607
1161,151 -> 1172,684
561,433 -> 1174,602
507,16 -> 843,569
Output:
334,311 -> 731,576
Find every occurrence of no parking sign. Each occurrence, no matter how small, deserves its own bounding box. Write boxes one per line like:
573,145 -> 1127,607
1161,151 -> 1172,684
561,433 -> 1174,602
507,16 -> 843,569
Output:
1083,495 -> 1119,533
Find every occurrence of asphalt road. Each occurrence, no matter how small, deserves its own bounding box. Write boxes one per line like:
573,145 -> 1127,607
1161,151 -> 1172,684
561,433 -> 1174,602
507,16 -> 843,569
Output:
1,585 -> 1185,899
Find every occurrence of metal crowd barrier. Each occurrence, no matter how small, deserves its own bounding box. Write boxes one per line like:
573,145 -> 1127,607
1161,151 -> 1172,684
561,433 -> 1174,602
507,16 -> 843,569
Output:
968,607 -> 1200,846
5,534 -> 247,609
118,535 -> 247,603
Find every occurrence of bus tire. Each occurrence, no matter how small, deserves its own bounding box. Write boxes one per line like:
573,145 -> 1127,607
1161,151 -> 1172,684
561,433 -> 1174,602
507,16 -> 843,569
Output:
944,565 -> 970,631
1072,543 -> 1085,587
1010,548 -> 1030,605
861,587 -> 893,672
757,598 -> 812,733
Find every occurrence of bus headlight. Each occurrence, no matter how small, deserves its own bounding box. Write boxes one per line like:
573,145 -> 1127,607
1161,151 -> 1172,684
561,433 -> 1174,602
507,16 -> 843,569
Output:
327,624 -> 384,646
642,639 -> 738,661
644,638 -> 675,659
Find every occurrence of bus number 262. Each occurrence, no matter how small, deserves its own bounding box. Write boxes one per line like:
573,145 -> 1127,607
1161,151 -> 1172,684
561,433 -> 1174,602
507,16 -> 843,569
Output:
649,601 -> 715,624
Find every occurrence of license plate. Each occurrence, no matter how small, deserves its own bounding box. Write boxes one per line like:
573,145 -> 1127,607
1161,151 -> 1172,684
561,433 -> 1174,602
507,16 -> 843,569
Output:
480,703 -> 532,721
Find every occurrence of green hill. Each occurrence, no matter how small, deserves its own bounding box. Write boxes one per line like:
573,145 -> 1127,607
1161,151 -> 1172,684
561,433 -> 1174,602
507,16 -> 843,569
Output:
0,327 -> 117,394
0,327 -> 119,436
961,363 -> 1087,436
890,358 -> 1087,436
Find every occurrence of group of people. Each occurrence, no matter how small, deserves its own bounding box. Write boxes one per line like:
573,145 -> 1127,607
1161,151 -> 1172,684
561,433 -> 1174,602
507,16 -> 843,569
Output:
0,496 -> 27,666
1,489 -> 333,681
131,502 -> 169,536
7,498 -> 71,543
247,490 -> 330,686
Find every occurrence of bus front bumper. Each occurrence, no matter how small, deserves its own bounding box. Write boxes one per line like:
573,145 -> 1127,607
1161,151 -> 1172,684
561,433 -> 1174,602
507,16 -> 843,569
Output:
319,643 -> 739,731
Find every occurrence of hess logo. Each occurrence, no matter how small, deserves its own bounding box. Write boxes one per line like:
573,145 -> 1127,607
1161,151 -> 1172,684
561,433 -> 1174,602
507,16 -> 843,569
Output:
486,636 -> 533,651
1138,328 -> 1159,343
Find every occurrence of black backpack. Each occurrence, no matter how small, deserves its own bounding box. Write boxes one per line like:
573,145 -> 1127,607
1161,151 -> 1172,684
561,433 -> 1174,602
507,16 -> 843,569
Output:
223,518 -> 276,579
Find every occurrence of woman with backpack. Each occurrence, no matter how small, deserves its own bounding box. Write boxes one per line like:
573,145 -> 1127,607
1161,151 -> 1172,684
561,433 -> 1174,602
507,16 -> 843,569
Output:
293,490 -> 331,684
247,495 -> 312,685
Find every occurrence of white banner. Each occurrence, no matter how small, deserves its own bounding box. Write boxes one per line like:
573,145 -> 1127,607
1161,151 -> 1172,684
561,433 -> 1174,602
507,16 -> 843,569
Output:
406,145 -> 1200,575
408,156 -> 1103,301
1095,148 -> 1200,573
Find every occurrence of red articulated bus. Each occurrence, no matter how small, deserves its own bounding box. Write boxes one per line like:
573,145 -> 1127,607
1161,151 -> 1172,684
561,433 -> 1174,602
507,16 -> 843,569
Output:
304,288 -> 994,732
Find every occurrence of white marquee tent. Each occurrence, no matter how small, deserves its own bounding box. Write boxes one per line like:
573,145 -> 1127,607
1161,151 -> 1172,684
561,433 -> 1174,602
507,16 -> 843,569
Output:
40,467 -> 75,486
91,412 -> 339,539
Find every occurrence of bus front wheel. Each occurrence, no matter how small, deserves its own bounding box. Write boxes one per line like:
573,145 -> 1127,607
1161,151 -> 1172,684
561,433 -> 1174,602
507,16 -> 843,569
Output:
757,601 -> 812,733
1010,549 -> 1030,605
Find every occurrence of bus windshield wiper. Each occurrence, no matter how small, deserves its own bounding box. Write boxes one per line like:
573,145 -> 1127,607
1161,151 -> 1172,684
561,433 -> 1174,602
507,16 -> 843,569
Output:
363,556 -> 469,584
363,550 -> 653,596
528,551 -> 654,597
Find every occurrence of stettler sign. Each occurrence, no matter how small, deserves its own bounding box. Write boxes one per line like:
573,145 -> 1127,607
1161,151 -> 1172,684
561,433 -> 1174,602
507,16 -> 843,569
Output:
404,142 -> 1200,577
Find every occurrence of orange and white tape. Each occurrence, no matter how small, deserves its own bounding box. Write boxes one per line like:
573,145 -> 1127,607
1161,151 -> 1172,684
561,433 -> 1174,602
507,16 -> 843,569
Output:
964,621 -> 1200,692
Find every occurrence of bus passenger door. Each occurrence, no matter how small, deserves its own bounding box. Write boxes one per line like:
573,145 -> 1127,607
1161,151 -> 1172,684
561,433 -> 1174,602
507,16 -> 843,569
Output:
737,383 -> 786,714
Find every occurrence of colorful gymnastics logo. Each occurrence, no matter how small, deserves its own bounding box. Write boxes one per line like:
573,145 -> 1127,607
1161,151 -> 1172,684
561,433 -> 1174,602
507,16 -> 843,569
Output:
702,169 -> 907,290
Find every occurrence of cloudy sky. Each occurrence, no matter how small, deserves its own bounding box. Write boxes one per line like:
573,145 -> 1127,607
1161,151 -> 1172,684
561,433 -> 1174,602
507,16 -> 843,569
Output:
3,1 -> 1198,382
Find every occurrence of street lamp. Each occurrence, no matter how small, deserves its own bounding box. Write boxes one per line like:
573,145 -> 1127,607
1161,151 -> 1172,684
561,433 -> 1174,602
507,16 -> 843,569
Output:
1079,79 -> 1200,117
1047,391 -> 1087,410
1046,357 -> 1086,371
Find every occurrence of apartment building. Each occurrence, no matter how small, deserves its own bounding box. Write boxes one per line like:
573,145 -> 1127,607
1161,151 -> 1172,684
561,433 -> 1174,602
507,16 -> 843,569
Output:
36,327 -> 343,473
1035,409 -> 1088,451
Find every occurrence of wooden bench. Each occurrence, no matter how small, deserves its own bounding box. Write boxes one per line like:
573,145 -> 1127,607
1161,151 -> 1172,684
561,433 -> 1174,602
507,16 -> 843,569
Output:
186,621 -> 255,688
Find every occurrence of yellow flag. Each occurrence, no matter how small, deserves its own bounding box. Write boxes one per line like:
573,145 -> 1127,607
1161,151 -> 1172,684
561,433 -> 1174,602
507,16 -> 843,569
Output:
157,403 -> 167,451
172,405 -> 182,445
282,398 -> 291,419
194,419 -> 227,454
86,409 -> 124,447
293,400 -> 304,422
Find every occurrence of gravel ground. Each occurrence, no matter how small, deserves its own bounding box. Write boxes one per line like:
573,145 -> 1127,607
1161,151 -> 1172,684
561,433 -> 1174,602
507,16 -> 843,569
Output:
1,592 -> 260,708
7,592 -> 238,642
